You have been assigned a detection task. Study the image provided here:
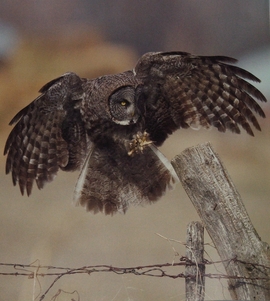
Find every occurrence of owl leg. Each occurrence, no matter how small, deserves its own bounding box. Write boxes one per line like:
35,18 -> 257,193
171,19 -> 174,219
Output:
128,131 -> 153,156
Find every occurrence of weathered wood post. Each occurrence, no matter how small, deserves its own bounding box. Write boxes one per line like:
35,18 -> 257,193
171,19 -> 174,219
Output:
186,221 -> 205,301
172,142 -> 270,300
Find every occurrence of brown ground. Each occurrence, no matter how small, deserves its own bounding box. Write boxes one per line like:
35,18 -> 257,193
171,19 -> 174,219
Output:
0,36 -> 269,300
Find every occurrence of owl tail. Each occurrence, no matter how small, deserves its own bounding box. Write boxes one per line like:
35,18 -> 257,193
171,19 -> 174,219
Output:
73,143 -> 179,215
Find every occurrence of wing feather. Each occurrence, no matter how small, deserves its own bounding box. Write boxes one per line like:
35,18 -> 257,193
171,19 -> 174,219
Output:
4,72 -> 87,195
134,52 -> 266,145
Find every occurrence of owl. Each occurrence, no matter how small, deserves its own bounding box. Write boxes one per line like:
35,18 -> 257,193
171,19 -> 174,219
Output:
4,51 -> 267,215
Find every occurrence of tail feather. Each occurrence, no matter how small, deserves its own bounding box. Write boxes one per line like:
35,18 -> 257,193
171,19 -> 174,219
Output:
73,143 -> 179,215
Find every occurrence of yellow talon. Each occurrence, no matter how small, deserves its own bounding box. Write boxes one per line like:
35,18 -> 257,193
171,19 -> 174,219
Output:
128,131 -> 153,156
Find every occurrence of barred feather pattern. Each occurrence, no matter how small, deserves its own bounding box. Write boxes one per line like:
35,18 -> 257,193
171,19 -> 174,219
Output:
136,53 -> 266,145
4,72 -> 85,196
5,108 -> 67,195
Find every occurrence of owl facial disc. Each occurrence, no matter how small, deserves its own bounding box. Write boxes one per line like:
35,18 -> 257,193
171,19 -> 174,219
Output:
109,86 -> 139,125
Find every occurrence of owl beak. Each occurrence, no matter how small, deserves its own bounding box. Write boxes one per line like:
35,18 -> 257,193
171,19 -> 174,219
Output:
130,111 -> 139,124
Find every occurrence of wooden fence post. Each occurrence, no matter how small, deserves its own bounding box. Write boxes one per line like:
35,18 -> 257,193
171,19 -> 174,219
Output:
172,142 -> 270,300
186,221 -> 205,301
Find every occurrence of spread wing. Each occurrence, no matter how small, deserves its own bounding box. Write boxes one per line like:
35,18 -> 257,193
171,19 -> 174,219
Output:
4,72 -> 89,196
134,51 -> 267,146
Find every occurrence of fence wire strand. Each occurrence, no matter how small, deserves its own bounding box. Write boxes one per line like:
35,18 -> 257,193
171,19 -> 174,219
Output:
1,257 -> 270,301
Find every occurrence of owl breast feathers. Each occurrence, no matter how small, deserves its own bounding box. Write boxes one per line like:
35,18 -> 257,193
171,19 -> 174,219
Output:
4,51 -> 267,214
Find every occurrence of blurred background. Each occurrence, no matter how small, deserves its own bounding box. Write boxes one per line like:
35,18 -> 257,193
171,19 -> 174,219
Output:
0,1 -> 269,300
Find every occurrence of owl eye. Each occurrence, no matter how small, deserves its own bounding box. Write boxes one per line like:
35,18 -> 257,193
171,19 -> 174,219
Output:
119,99 -> 130,107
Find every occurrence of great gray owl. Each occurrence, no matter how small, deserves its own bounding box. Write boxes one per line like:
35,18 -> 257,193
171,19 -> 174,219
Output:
4,51 -> 267,214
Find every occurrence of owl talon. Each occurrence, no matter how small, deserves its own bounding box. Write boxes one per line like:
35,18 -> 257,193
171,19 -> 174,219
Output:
128,131 -> 153,156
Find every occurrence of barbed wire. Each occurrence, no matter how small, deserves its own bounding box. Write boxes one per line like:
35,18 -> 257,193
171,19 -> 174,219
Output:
1,257 -> 270,301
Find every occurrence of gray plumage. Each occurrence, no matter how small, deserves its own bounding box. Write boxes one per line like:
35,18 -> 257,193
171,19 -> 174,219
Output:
4,51 -> 267,214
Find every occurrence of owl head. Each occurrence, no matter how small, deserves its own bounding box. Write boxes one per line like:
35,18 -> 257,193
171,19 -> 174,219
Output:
109,85 -> 139,125
81,72 -> 140,131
